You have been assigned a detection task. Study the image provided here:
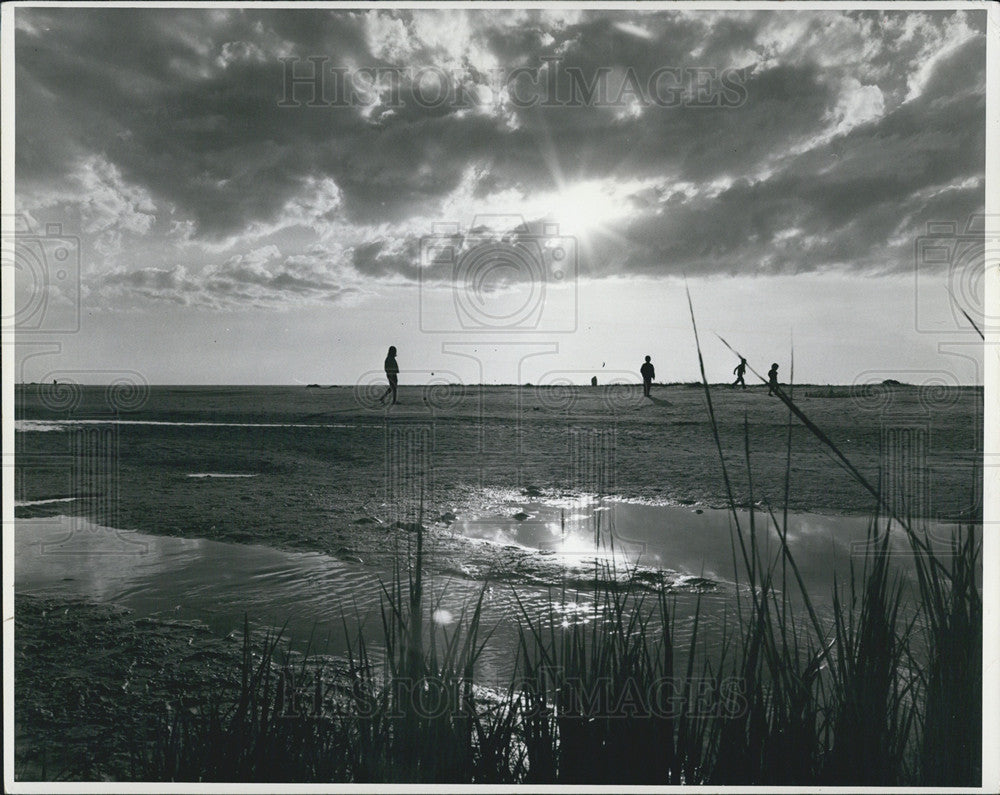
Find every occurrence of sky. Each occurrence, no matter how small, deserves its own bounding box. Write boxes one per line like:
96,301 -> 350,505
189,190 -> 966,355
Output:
9,6 -> 989,386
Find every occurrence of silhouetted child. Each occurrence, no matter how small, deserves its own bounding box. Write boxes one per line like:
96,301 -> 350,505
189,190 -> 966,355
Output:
767,363 -> 779,396
640,355 -> 655,397
732,357 -> 747,389
379,345 -> 399,405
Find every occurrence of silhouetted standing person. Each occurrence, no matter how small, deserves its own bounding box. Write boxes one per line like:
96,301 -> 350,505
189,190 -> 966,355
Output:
732,357 -> 747,389
640,355 -> 655,398
379,345 -> 399,405
767,362 -> 779,396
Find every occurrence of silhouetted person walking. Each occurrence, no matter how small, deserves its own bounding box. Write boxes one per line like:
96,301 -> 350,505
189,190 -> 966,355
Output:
640,355 -> 655,398
767,362 -> 779,396
732,357 -> 747,389
379,345 -> 399,405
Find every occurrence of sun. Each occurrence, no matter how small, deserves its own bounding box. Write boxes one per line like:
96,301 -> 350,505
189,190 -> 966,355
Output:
550,181 -> 626,239
545,180 -> 633,252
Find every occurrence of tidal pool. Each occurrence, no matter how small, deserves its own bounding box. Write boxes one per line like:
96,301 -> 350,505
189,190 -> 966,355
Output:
15,499 -> 954,684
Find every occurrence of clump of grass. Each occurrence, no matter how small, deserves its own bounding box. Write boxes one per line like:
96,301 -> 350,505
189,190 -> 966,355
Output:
514,570 -> 735,785
140,513 -> 522,784
344,546 -> 500,783
138,505 -> 980,785
912,522 -> 982,785
688,288 -> 980,786
143,616 -> 354,782
821,519 -> 914,784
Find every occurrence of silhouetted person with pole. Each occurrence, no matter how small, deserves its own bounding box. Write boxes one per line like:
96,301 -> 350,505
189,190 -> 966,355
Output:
767,362 -> 779,396
379,345 -> 399,405
732,357 -> 747,389
640,355 -> 655,398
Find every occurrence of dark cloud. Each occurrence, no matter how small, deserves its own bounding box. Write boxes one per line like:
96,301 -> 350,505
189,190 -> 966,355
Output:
99,266 -> 200,305
351,239 -> 422,280
613,51 -> 985,279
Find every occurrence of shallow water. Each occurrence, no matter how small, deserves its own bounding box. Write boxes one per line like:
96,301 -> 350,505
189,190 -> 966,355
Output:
15,498 -> 946,684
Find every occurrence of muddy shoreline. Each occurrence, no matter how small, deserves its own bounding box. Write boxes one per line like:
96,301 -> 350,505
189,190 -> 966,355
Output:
13,595 -> 252,781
